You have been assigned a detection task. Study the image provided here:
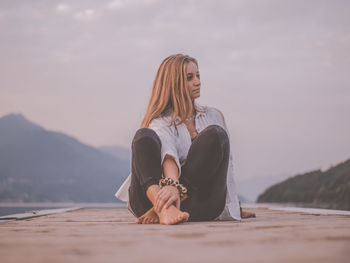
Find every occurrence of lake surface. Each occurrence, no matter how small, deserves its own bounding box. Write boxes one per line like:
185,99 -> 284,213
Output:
0,202 -> 126,217
2,202 -> 349,217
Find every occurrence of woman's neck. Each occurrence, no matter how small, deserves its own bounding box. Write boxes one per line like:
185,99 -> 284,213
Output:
163,103 -> 196,119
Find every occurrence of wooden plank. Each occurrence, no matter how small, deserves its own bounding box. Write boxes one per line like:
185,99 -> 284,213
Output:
0,207 -> 349,263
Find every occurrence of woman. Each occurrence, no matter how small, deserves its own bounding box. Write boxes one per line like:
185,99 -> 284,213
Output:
115,54 -> 254,225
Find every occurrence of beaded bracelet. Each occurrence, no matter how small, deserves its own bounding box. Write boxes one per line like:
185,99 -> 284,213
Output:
159,177 -> 188,201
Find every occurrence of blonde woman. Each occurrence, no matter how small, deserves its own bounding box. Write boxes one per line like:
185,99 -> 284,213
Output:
115,54 -> 254,225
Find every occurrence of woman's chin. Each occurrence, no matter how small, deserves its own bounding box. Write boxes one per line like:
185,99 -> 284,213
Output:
192,94 -> 200,100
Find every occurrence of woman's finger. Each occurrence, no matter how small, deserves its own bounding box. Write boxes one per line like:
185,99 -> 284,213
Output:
155,189 -> 166,212
165,195 -> 177,209
155,191 -> 165,211
155,186 -> 178,212
155,192 -> 165,212
159,191 -> 174,211
175,198 -> 180,209
157,195 -> 168,212
155,189 -> 163,201
155,194 -> 161,212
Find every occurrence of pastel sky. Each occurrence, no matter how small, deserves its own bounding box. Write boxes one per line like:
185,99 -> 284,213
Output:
1,0 -> 349,182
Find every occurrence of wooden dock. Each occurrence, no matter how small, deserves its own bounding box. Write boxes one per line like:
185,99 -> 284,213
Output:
0,207 -> 349,263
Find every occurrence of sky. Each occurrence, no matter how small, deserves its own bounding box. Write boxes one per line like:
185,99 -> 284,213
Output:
1,0 -> 349,182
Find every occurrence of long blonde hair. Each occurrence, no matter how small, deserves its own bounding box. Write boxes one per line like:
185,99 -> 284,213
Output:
141,54 -> 199,128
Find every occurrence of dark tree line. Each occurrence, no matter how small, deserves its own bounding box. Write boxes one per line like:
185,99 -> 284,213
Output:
257,159 -> 350,210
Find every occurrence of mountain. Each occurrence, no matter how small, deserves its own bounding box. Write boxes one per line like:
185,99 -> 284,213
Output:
257,158 -> 350,210
0,114 -> 130,202
99,145 -> 131,164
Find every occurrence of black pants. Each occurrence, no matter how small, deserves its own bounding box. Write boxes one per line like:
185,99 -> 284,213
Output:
128,124 -> 230,221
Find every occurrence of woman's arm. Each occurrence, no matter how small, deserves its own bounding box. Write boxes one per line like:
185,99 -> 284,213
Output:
154,155 -> 181,212
162,154 -> 180,181
148,119 -> 182,212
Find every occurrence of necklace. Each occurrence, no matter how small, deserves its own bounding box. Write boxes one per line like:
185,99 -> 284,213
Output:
184,113 -> 198,140
185,111 -> 196,121
185,115 -> 194,121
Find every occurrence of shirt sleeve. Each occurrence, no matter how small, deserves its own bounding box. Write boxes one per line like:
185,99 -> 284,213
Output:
149,118 -> 182,177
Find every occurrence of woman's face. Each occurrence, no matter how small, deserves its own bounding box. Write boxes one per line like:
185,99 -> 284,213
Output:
186,61 -> 201,100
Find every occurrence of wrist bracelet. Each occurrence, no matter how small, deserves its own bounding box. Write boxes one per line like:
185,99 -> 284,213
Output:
159,177 -> 188,201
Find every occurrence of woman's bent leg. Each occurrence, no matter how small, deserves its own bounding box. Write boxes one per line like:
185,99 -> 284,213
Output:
129,128 -> 162,217
129,128 -> 190,224
180,125 -> 230,221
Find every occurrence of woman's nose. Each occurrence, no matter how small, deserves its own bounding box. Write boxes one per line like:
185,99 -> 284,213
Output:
194,77 -> 201,85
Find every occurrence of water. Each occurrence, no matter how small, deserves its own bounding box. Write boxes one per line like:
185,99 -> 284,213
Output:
0,202 -> 126,217
242,202 -> 350,215
2,202 -> 349,217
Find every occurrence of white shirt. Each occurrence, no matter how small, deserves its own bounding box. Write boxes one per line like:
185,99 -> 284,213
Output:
115,103 -> 241,221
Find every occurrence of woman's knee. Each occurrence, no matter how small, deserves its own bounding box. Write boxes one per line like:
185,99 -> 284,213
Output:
132,128 -> 161,150
201,125 -> 229,147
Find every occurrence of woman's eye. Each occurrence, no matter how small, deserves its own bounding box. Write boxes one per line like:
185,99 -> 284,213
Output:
187,75 -> 193,81
197,73 -> 200,79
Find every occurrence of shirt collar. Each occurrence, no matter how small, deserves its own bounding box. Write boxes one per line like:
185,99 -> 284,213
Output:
173,102 -> 207,124
195,102 -> 207,117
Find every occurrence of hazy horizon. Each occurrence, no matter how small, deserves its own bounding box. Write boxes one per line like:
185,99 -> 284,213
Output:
1,0 -> 349,182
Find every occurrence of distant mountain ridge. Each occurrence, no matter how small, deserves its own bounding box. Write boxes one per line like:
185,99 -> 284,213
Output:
257,158 -> 350,210
0,114 -> 130,202
99,145 -> 131,163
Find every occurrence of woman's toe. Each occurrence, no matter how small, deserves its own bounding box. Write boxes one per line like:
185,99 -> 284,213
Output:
182,212 -> 189,220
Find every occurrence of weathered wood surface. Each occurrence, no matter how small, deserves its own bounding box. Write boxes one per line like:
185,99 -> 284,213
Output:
0,207 -> 349,263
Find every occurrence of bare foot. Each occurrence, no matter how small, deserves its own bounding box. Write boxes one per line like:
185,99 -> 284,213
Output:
241,209 -> 256,219
157,205 -> 189,225
136,207 -> 159,224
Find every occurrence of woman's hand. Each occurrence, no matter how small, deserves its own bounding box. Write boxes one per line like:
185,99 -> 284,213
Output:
154,185 -> 180,213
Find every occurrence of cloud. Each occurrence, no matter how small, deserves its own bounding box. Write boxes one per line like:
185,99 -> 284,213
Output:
339,35 -> 350,45
229,50 -> 245,61
56,3 -> 71,14
141,0 -> 160,5
107,0 -> 126,10
55,53 -> 72,64
106,0 -> 159,11
1,0 -> 349,181
74,9 -> 96,22
321,54 -> 333,68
